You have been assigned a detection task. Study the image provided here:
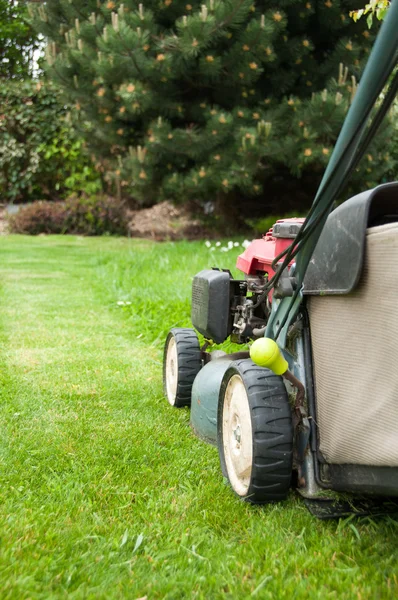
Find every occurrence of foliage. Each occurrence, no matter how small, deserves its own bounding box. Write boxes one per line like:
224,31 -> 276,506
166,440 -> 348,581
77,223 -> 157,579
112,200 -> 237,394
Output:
0,234 -> 398,598
37,128 -> 103,197
63,194 -> 128,235
8,195 -> 128,236
0,79 -> 102,202
350,1 -> 390,27
0,0 -> 40,80
29,0 -> 397,215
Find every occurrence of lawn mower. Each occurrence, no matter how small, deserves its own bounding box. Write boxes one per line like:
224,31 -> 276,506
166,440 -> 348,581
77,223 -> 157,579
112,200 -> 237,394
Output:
163,2 -> 398,518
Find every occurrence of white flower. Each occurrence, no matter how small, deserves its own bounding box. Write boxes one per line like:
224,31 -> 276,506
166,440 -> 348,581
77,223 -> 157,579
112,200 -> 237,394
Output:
210,247 -> 216,252
242,239 -> 251,249
227,241 -> 234,249
234,242 -> 240,247
205,240 -> 211,248
221,247 -> 229,252
216,241 -> 221,247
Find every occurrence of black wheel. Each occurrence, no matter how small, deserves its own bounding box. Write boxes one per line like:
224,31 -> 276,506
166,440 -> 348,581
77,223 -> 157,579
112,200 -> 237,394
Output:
163,328 -> 202,408
218,359 -> 293,503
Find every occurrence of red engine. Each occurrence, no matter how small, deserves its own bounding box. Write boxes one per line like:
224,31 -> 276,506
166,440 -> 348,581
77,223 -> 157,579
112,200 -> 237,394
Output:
236,218 -> 305,278
191,217 -> 304,345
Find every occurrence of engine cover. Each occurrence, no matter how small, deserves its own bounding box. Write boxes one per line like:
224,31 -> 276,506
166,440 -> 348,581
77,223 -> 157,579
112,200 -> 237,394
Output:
191,269 -> 231,344
236,218 -> 304,277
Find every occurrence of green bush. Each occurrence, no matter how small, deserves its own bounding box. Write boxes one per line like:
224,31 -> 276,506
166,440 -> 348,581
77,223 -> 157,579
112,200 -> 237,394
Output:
0,80 -> 102,203
0,0 -> 40,80
8,196 -> 128,236
63,195 -> 128,236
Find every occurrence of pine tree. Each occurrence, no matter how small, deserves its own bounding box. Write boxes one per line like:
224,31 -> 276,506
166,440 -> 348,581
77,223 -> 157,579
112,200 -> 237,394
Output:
30,0 -> 396,218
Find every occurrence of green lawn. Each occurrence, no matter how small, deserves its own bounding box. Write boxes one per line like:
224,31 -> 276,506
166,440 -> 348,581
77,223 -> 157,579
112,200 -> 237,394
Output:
0,234 -> 397,599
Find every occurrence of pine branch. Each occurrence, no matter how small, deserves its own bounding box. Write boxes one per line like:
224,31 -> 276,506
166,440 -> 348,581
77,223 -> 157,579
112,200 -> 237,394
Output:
114,29 -> 146,80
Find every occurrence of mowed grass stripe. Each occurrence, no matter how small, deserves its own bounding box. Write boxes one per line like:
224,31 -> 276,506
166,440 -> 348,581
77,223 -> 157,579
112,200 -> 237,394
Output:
0,235 -> 396,599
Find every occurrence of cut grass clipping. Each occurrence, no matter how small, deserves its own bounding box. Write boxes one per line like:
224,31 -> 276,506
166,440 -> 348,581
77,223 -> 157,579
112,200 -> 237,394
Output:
0,235 -> 397,599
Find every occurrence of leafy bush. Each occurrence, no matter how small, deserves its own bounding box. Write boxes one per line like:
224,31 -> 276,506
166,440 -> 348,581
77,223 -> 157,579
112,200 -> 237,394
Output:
8,196 -> 128,236
0,80 -> 102,203
63,195 -> 128,236
0,0 -> 40,80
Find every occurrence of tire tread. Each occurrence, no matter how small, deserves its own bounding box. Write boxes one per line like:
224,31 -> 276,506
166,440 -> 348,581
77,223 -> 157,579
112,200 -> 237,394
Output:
163,328 -> 202,408
218,358 -> 293,504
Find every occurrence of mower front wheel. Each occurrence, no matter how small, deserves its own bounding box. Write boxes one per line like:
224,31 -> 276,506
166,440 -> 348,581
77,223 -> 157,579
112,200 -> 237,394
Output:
218,359 -> 293,503
163,328 -> 202,408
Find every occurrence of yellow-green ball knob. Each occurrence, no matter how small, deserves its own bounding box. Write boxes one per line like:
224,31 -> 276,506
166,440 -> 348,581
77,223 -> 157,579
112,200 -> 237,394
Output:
250,338 -> 288,375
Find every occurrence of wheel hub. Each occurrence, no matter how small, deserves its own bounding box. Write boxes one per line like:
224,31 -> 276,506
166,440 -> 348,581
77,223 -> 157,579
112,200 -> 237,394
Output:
165,337 -> 178,404
222,374 -> 253,496
232,421 -> 242,446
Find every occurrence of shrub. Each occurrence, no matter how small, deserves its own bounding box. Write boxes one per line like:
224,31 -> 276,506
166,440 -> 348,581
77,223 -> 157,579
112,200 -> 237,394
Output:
63,195 -> 128,236
8,196 -> 128,236
8,201 -> 66,235
0,80 -> 102,203
0,0 -> 40,80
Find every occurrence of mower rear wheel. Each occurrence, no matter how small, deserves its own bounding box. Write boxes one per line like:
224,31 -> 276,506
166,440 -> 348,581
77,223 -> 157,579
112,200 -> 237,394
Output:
163,328 -> 202,408
218,359 -> 293,503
